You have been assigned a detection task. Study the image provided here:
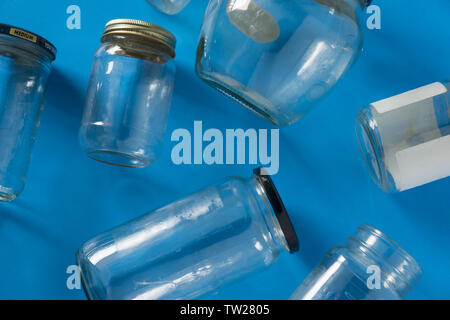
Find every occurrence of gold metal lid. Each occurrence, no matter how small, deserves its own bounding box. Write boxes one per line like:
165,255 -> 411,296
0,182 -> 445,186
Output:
101,19 -> 176,57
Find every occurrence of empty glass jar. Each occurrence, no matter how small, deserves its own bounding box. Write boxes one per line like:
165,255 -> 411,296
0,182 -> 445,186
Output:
146,0 -> 191,15
79,19 -> 176,168
196,0 -> 371,126
0,23 -> 56,201
77,168 -> 299,300
356,81 -> 450,193
291,224 -> 422,300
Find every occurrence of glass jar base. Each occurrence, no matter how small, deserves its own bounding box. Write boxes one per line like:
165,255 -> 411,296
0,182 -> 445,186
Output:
85,150 -> 150,168
197,70 -> 291,126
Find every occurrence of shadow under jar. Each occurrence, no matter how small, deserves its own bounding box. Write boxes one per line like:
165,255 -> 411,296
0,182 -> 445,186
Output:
290,224 -> 422,300
76,168 -> 299,300
146,0 -> 191,15
196,0 -> 371,126
356,81 -> 450,193
0,23 -> 56,201
79,19 -> 176,168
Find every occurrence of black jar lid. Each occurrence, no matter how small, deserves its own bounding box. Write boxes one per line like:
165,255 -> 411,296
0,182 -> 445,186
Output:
254,168 -> 299,253
0,23 -> 57,61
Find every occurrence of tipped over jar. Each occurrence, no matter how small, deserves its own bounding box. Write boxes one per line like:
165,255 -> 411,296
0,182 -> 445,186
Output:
291,224 -> 422,300
356,81 -> 450,193
76,169 -> 299,300
196,0 -> 371,126
79,19 -> 176,168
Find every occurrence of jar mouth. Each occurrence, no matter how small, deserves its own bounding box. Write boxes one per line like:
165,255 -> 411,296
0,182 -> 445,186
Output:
85,149 -> 150,168
356,108 -> 386,190
350,224 -> 423,293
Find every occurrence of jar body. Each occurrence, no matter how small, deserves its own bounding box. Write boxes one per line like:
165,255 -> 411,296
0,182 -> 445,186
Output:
0,34 -> 53,201
196,0 -> 363,126
290,224 -> 422,300
146,0 -> 191,15
79,39 -> 176,168
77,174 -> 290,300
356,81 -> 450,193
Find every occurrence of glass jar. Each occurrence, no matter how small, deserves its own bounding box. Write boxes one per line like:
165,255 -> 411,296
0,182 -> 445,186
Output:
146,0 -> 191,15
0,23 -> 56,202
356,81 -> 450,193
196,0 -> 371,126
76,168 -> 299,300
79,19 -> 176,168
291,224 -> 422,300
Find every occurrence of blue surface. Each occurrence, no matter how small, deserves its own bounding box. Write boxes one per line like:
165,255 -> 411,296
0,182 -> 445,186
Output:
0,0 -> 449,300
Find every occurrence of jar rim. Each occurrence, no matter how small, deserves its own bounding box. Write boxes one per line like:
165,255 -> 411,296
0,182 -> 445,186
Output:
0,23 -> 57,61
101,19 -> 176,58
254,168 -> 299,253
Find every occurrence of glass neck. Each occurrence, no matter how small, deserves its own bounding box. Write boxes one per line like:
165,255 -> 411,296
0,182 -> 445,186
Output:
247,175 -> 290,255
347,224 -> 422,298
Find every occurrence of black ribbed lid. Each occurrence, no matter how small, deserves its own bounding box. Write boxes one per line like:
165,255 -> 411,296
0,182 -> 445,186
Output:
254,168 -> 299,253
0,23 -> 57,60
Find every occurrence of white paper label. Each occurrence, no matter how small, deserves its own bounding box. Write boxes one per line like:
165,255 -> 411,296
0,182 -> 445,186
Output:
395,135 -> 450,191
371,82 -> 447,114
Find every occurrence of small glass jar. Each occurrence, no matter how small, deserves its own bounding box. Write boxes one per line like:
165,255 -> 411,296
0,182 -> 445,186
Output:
79,19 -> 176,168
0,23 -> 56,201
146,0 -> 191,15
196,0 -> 371,126
356,81 -> 450,193
77,168 -> 299,300
291,224 -> 422,300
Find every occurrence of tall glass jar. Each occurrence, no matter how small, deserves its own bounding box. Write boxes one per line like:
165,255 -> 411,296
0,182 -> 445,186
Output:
146,0 -> 191,15
291,224 -> 422,300
79,19 -> 176,168
356,81 -> 450,193
77,168 -> 299,300
0,23 -> 56,202
196,0 -> 371,126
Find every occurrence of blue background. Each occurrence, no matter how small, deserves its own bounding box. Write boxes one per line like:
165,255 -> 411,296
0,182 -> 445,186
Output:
0,0 -> 449,300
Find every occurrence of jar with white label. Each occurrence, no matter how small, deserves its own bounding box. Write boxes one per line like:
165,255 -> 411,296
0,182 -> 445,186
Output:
146,0 -> 190,15
0,23 -> 56,201
79,19 -> 176,168
356,81 -> 450,193
290,224 -> 422,300
196,0 -> 372,126
76,168 -> 299,300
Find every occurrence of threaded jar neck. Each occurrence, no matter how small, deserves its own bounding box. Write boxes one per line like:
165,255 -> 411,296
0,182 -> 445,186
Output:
347,224 -> 422,298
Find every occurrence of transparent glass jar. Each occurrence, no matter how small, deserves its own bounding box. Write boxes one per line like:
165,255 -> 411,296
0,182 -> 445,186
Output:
0,23 -> 56,201
196,0 -> 371,126
356,81 -> 450,193
291,224 -> 422,300
146,0 -> 191,15
77,168 -> 299,300
79,19 -> 176,168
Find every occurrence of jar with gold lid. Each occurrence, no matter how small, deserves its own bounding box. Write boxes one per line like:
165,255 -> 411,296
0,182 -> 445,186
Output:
79,19 -> 176,168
